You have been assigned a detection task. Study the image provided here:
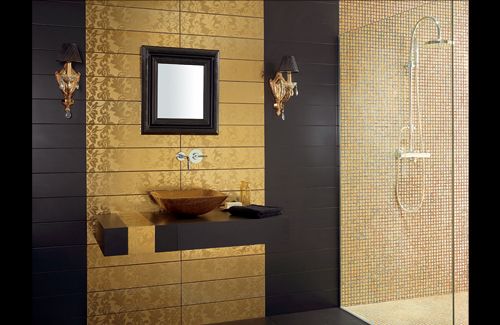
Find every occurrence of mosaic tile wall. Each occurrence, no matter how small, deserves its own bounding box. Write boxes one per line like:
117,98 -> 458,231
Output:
339,0 -> 468,306
85,1 -> 265,323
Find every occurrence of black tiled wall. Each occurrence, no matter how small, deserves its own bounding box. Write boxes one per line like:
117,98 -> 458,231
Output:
32,1 -> 86,323
264,0 -> 340,315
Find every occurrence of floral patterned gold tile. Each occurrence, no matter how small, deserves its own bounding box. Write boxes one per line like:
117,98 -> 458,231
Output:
87,171 -> 180,196
87,53 -> 139,78
88,284 -> 181,316
181,126 -> 264,147
181,168 -> 264,192
87,195 -> 159,218
86,28 -> 179,54
92,0 -> 179,11
219,103 -> 264,125
223,190 -> 265,205
180,1 -> 263,18
220,81 -> 264,104
87,101 -> 141,125
87,148 -> 180,172
181,35 -> 263,60
86,77 -> 140,101
87,125 -> 180,148
182,244 -> 264,260
182,276 -> 264,305
181,297 -> 264,325
87,4 -> 179,33
87,307 -> 181,325
181,12 -> 263,39
220,59 -> 264,82
88,262 -> 181,291
182,255 -> 264,283
179,147 -> 264,170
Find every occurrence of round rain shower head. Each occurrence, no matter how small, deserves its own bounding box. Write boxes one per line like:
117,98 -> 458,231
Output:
424,39 -> 454,47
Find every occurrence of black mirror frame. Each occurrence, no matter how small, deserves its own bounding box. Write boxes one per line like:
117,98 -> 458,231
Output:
141,46 -> 219,135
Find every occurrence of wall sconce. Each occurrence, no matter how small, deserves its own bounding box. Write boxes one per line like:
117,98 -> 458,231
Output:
269,55 -> 299,120
55,43 -> 82,119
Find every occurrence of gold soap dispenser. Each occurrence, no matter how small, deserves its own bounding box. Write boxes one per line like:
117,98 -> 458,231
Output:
240,181 -> 251,206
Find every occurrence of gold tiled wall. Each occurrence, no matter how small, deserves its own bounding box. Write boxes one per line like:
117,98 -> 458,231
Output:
85,0 -> 265,243
85,1 -> 265,323
87,244 -> 265,324
85,199 -> 266,324
339,0 -> 468,306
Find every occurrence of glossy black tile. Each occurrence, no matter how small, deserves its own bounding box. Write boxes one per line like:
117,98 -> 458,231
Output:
32,197 -> 86,222
32,99 -> 86,124
32,173 -> 86,198
32,149 -> 86,173
32,221 -> 87,247
32,245 -> 86,273
32,124 -> 86,148
32,270 -> 86,297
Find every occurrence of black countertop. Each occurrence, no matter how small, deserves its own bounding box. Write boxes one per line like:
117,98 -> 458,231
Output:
94,209 -> 289,256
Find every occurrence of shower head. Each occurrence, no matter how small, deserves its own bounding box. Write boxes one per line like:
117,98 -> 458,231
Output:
424,39 -> 454,47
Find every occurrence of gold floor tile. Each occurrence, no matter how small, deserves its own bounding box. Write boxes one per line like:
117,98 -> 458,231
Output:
93,0 -> 179,11
87,307 -> 181,325
87,125 -> 180,148
87,4 -> 179,33
182,255 -> 265,283
86,28 -> 179,55
181,125 -> 264,147
182,244 -> 265,260
182,276 -> 265,305
88,262 -> 181,291
87,171 -> 180,196
180,1 -> 263,18
88,284 -> 181,316
87,148 -> 180,172
220,81 -> 264,104
180,147 -> 264,170
87,244 -> 180,268
180,35 -> 263,60
219,103 -> 264,125
181,12 -> 263,39
87,101 -> 141,125
181,168 -> 264,192
181,297 -> 265,325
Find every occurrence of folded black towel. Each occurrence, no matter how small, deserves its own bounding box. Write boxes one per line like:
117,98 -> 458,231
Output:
228,204 -> 282,219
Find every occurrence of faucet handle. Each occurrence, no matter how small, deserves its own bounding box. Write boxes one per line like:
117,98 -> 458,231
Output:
176,151 -> 187,161
188,149 -> 206,164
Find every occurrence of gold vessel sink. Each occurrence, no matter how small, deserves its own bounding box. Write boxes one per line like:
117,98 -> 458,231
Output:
149,189 -> 228,216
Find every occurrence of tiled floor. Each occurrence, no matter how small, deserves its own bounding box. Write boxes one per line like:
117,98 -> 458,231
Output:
215,308 -> 369,325
343,291 -> 468,325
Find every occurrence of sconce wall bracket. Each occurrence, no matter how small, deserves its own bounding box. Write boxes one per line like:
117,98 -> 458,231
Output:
55,62 -> 81,119
269,71 -> 298,120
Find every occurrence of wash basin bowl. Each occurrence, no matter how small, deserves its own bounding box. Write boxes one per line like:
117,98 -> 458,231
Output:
149,189 -> 228,216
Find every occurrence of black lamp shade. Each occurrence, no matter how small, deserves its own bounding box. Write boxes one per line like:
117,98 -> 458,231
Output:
279,55 -> 299,73
57,43 -> 82,63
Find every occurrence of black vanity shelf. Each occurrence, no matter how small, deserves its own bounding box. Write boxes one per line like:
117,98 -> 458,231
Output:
94,209 -> 289,256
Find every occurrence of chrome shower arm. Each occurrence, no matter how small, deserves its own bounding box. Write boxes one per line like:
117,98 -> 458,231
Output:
408,16 -> 442,67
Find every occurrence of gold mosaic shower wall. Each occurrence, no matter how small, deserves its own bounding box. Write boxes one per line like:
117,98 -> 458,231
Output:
340,0 -> 468,306
85,1 -> 265,323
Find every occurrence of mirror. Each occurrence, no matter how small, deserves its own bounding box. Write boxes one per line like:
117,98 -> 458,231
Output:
141,46 -> 219,134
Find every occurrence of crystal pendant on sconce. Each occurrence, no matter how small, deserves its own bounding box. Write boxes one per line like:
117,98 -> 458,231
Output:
65,111 -> 72,119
